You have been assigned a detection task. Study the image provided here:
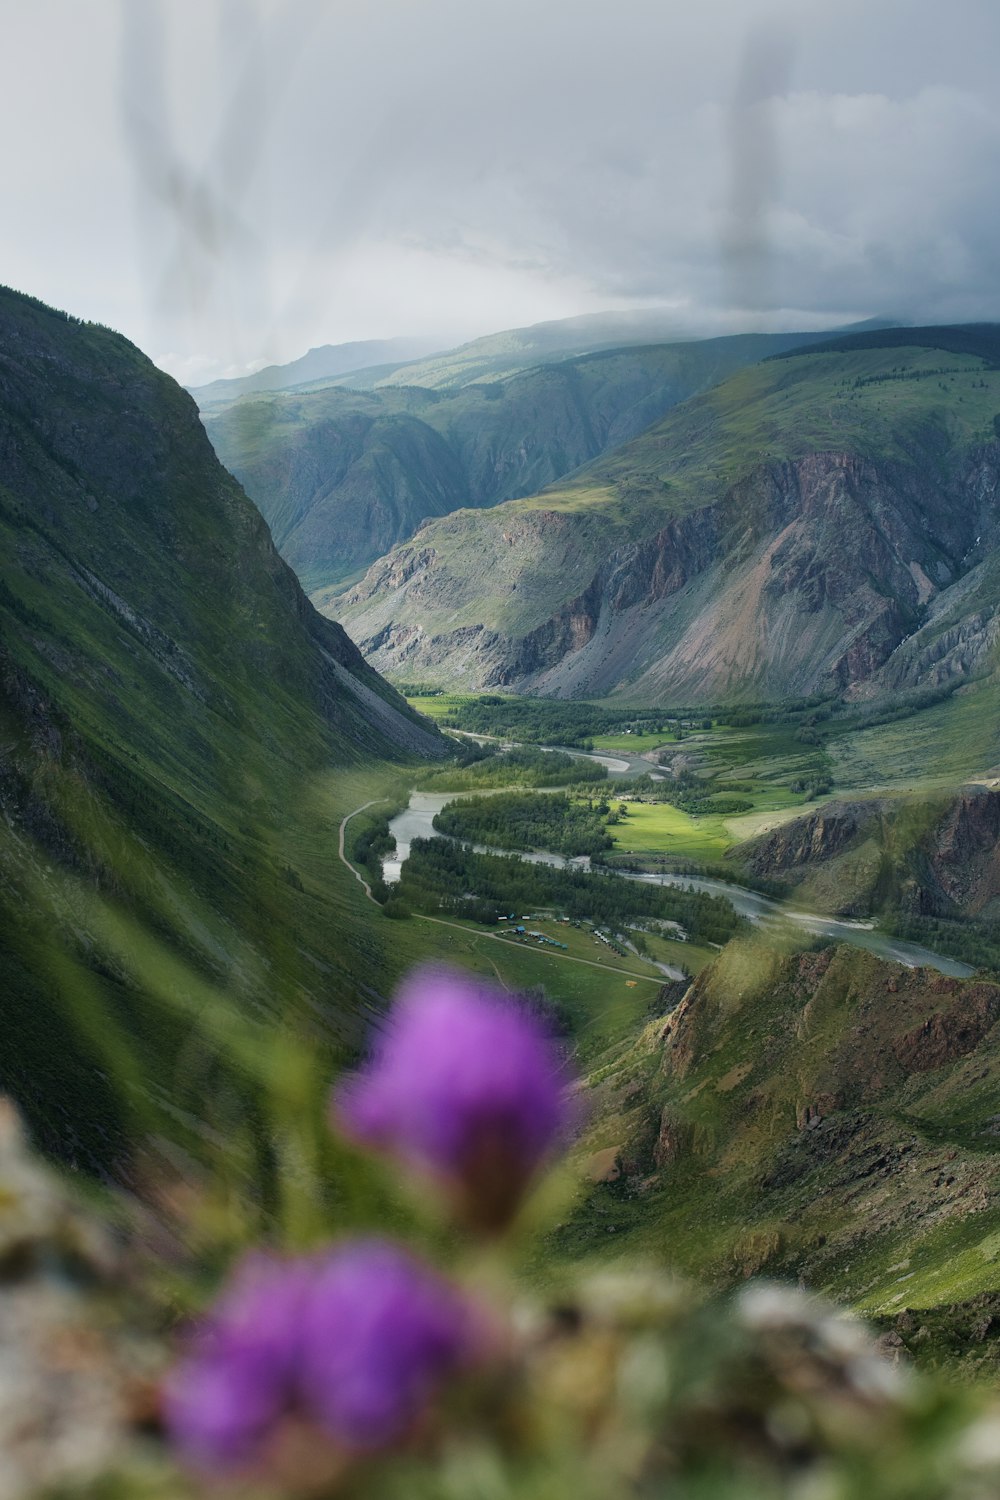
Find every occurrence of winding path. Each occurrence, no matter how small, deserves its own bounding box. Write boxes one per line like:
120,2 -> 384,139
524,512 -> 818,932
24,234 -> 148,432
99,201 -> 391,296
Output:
337,799 -> 390,902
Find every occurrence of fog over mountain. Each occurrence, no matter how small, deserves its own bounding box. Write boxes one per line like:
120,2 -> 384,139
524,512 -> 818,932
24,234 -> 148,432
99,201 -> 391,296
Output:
3,0 -> 999,384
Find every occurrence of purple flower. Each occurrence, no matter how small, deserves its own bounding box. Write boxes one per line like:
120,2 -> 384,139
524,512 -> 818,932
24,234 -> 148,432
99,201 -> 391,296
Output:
300,1239 -> 474,1447
334,966 -> 572,1230
163,1253 -> 312,1470
164,1240 -> 477,1470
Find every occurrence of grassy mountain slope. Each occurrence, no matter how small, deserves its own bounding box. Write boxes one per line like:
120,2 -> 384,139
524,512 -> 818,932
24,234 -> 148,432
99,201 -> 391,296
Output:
335,329 -> 1000,704
0,287 -> 445,1175
560,940 -> 1000,1370
202,332 -> 827,595
192,308 -> 736,410
371,308 -> 821,391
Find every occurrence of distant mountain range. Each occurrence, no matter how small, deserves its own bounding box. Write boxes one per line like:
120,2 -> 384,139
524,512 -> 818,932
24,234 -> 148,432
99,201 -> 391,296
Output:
189,336 -> 444,406
334,325 -> 1000,705
192,309 -> 895,409
367,308 -> 799,392
203,330 -> 835,594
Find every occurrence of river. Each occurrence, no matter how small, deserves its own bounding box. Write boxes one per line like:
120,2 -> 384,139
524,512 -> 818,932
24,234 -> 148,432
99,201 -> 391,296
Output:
382,779 -> 974,981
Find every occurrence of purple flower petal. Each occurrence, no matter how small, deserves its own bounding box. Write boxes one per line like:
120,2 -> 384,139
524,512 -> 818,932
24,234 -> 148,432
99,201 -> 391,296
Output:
164,1253 -> 313,1470
165,1239 -> 478,1470
335,967 -> 572,1229
300,1240 -> 474,1448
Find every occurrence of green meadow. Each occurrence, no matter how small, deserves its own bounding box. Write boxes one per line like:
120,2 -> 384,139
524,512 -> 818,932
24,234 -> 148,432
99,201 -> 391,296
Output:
589,731 -> 676,752
402,916 -> 663,1060
831,687 -> 1000,793
403,693 -> 476,723
610,801 -> 734,860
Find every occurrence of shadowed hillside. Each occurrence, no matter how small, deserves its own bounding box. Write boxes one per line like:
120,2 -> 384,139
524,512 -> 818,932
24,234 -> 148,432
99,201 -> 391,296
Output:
0,287 -> 443,1174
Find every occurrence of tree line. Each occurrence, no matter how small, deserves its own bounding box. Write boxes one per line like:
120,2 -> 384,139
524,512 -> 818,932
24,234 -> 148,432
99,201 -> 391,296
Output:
395,837 -> 744,947
433,792 -> 615,858
421,744 -> 607,792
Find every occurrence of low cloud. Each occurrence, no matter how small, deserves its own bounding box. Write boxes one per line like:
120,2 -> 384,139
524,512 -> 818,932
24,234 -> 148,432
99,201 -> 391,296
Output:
4,0 -> 999,380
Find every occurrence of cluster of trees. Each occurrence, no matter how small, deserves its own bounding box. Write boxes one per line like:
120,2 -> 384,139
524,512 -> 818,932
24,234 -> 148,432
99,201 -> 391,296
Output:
712,692 -> 838,729
423,745 -> 607,792
349,807 -> 400,890
849,365 -> 973,389
431,688 -> 869,746
790,775 -> 833,799
636,771 -> 753,816
885,913 -> 1000,972
396,838 -> 743,947
440,697 -> 681,747
433,792 -> 615,858
837,682 -> 962,733
608,855 -> 790,901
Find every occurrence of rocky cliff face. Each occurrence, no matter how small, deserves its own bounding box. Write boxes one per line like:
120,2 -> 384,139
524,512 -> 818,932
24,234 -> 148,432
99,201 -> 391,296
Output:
736,784 -> 1000,920
569,943 -> 1000,1317
921,785 -> 1000,917
339,429 -> 1000,703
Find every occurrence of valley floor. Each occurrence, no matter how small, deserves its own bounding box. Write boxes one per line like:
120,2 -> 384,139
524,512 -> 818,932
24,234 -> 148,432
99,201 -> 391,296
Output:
368,687 -> 1000,1380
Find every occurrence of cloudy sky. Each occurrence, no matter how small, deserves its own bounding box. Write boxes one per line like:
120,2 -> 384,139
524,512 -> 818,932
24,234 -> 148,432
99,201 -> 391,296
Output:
3,0 -> 998,384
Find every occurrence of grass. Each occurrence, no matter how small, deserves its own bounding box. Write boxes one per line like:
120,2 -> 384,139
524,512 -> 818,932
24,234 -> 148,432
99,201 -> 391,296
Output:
611,801 -> 734,859
851,1207 -> 1000,1316
389,914 -> 663,1062
642,931 -> 717,975
589,732 -> 674,752
417,911 -> 664,981
403,694 -> 477,723
723,798 -> 834,842
831,687 -> 1000,793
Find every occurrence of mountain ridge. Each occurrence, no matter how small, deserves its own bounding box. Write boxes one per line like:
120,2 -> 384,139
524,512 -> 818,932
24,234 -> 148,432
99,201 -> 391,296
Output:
189,335 -> 444,406
203,330 -> 834,594
333,328 -> 1000,704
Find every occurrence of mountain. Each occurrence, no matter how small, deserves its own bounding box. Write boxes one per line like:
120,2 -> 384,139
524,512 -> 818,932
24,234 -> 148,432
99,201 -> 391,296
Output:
202,332 -> 831,595
737,784 -> 1000,919
189,308 -> 731,410
371,308 -> 741,391
370,311 -> 895,393
564,939 -> 1000,1373
333,327 -> 1000,704
0,287 -> 442,1174
189,336 -> 443,407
